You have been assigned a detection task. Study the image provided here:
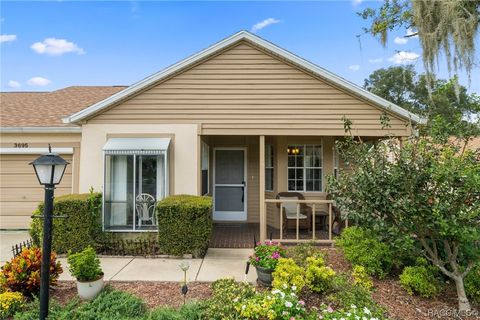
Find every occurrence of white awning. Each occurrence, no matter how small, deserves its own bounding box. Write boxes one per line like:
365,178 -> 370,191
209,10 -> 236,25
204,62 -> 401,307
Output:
103,138 -> 170,155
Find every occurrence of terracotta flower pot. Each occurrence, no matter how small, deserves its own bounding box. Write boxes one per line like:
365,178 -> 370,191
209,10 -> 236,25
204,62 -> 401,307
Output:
255,265 -> 274,287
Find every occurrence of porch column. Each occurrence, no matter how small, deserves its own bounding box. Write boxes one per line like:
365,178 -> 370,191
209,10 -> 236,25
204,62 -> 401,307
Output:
259,135 -> 266,242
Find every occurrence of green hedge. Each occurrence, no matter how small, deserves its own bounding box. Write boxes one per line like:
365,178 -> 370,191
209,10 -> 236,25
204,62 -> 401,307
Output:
156,195 -> 212,257
29,192 -> 103,254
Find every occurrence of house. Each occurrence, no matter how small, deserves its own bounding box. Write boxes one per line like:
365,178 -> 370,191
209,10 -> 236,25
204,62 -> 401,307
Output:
0,31 -> 424,244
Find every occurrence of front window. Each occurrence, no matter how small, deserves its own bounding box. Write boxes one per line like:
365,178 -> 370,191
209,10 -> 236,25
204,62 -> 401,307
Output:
265,144 -> 274,191
104,152 -> 167,231
287,144 -> 322,192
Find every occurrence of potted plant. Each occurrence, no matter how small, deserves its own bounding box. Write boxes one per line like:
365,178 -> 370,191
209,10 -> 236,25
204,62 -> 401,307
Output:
249,241 -> 285,286
67,246 -> 104,300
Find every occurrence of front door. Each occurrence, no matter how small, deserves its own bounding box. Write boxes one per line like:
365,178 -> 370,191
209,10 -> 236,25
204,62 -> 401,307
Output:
213,148 -> 247,221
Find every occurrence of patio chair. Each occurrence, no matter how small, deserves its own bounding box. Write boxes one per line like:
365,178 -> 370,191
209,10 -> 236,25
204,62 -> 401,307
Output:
135,193 -> 157,227
275,192 -> 312,232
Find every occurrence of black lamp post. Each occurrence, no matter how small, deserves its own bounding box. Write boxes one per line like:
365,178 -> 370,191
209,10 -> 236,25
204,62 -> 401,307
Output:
30,145 -> 69,320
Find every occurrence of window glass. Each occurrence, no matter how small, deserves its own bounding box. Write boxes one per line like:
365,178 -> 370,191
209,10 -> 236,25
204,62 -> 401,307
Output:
287,144 -> 322,192
265,145 -> 274,191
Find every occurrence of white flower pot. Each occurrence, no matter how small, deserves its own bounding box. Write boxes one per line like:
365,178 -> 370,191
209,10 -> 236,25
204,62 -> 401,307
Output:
76,275 -> 104,300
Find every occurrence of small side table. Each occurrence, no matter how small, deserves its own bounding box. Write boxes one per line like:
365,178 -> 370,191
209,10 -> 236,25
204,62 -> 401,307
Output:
307,205 -> 329,231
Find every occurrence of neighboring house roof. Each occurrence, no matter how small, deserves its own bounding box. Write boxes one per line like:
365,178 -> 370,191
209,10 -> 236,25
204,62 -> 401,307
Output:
63,30 -> 426,125
0,86 -> 126,128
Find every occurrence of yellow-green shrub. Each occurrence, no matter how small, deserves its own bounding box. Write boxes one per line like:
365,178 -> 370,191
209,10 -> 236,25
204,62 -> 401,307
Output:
156,195 -> 213,257
0,291 -> 24,319
305,257 -> 336,294
399,265 -> 441,298
30,192 -> 103,254
272,258 -> 306,291
352,265 -> 374,291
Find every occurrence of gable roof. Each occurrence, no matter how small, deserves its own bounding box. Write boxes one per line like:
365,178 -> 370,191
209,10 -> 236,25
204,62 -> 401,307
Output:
64,31 -> 425,124
1,86 -> 126,128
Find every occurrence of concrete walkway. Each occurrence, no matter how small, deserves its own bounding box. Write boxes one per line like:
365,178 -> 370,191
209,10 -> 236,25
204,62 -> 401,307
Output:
1,231 -> 257,283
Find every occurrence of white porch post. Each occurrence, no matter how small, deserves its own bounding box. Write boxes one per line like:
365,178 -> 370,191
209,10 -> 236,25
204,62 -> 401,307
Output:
259,135 -> 266,242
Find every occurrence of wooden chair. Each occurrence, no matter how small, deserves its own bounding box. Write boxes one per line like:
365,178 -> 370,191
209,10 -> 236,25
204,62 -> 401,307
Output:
275,192 -> 312,232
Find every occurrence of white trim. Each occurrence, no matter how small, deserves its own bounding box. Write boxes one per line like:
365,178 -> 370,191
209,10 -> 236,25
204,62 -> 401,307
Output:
63,31 -> 426,125
0,147 -> 74,155
213,147 -> 247,221
0,127 -> 81,133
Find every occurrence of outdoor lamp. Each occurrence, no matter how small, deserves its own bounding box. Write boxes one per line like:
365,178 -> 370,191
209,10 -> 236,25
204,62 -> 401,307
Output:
30,145 -> 69,320
30,147 -> 69,185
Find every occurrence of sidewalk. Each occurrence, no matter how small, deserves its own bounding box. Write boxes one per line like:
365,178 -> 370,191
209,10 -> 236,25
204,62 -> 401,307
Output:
1,232 -> 256,283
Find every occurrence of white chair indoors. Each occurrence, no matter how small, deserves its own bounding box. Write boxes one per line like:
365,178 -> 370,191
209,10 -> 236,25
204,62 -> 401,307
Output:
135,193 -> 157,227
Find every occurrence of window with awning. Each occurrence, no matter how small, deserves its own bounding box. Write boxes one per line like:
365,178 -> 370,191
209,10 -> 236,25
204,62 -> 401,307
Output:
103,138 -> 170,231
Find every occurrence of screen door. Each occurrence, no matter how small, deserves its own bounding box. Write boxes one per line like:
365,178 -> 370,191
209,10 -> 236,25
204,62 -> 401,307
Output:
213,148 -> 247,221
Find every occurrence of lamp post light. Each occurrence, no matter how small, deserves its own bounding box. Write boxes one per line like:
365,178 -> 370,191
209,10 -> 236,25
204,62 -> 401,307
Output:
30,145 -> 69,320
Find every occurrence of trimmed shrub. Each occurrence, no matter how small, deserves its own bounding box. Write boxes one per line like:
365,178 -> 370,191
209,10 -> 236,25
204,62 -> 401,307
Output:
305,257 -> 336,294
336,227 -> 393,278
465,264 -> 480,303
0,292 -> 25,319
272,258 -> 306,291
30,192 -> 103,254
203,278 -> 255,320
156,195 -> 212,256
352,265 -> 374,291
0,247 -> 62,296
399,265 -> 441,298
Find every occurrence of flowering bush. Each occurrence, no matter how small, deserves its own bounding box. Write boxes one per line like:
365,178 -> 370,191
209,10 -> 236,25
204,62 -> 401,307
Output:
319,304 -> 386,320
305,257 -> 336,294
236,287 -> 307,320
249,241 -> 286,270
272,258 -> 306,292
0,291 -> 25,319
352,265 -> 373,291
0,247 -> 62,296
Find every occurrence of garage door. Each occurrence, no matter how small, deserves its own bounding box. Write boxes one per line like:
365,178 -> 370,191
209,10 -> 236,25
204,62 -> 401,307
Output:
0,153 -> 73,229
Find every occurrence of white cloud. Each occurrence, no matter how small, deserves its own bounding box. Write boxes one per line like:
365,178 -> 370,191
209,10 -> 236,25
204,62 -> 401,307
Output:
31,38 -> 85,56
7,80 -> 21,88
27,77 -> 51,86
388,51 -> 420,65
0,34 -> 16,43
406,28 -> 419,38
394,36 -> 408,45
352,0 -> 363,6
368,58 -> 383,64
251,18 -> 280,33
349,64 -> 360,71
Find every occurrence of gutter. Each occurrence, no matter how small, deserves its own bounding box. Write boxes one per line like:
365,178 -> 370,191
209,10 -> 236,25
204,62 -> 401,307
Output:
0,127 -> 82,133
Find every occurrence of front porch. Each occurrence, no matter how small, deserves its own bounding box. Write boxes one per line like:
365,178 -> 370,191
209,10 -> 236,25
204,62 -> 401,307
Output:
201,134 -> 351,246
210,223 -> 330,248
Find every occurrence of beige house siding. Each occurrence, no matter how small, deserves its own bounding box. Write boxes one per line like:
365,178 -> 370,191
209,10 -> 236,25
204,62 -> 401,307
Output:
86,42 -> 411,137
0,132 -> 81,229
78,124 -> 198,195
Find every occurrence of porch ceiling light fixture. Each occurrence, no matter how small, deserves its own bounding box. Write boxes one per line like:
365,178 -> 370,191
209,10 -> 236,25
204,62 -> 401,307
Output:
30,144 -> 69,320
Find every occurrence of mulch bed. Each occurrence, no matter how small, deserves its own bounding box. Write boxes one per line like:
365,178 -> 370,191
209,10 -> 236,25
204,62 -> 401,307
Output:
51,281 -> 212,309
51,247 -> 479,319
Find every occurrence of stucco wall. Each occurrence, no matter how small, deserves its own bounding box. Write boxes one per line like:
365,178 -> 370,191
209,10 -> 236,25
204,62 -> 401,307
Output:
79,124 -> 199,195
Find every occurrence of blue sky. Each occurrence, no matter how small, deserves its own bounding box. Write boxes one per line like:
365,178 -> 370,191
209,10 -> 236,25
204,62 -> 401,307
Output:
1,1 -> 479,93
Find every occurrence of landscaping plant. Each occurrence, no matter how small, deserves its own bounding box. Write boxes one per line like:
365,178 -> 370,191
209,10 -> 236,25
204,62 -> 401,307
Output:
304,257 -> 336,294
464,264 -> 480,304
351,265 -> 374,292
318,304 -> 387,320
249,241 -> 286,270
328,132 -> 480,311
0,247 -> 62,296
284,242 -> 324,267
272,258 -> 306,291
30,191 -> 103,254
146,302 -> 204,320
399,265 -> 442,298
336,226 -> 393,278
0,291 -> 24,319
67,246 -> 103,282
156,195 -> 213,257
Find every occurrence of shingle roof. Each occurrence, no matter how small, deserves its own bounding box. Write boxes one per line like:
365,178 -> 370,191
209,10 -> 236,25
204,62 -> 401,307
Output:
0,86 -> 127,127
